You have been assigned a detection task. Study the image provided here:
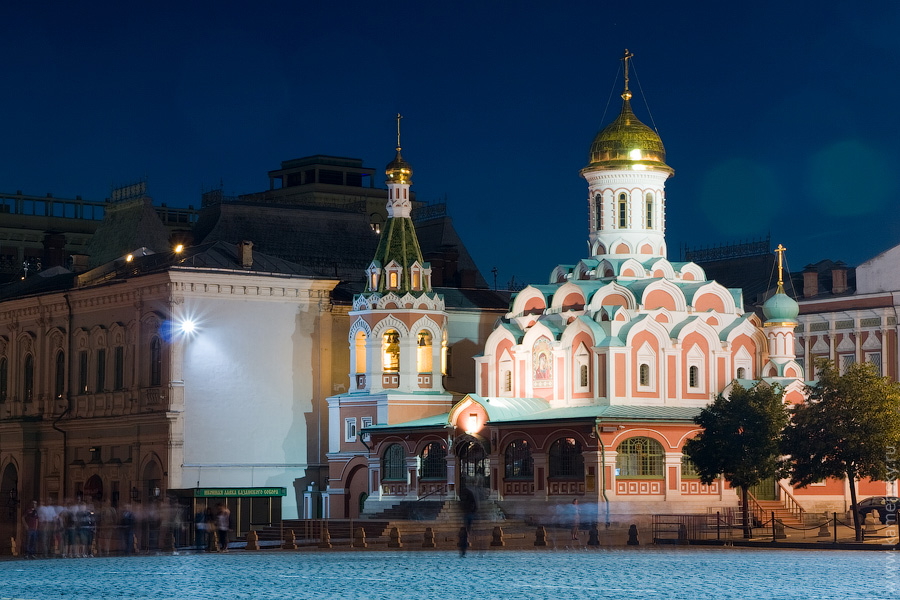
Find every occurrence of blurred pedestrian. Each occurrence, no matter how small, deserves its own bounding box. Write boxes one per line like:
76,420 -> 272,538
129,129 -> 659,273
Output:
216,503 -> 231,552
22,501 -> 39,558
571,499 -> 580,540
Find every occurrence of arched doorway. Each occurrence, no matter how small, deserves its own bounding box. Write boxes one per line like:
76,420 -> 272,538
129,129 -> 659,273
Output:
456,438 -> 489,497
344,464 -> 368,519
84,474 -> 103,503
0,463 -> 19,556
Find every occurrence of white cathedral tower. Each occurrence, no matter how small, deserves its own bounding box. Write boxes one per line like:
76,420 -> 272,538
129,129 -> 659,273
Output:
581,49 -> 673,259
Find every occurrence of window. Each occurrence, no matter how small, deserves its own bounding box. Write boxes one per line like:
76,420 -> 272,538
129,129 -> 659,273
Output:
354,331 -> 367,374
594,193 -> 602,229
382,330 -> 400,372
646,193 -> 653,228
389,271 -> 398,288
54,350 -> 65,398
419,442 -> 447,479
840,354 -> 856,375
689,365 -> 699,388
504,370 -> 512,392
382,444 -> 405,481
574,345 -> 590,392
867,352 -> 882,373
618,193 -> 627,228
504,439 -> 534,479
150,337 -> 162,387
639,363 -> 650,386
616,437 -> 664,477
23,354 -> 34,401
360,417 -> 373,442
96,348 -> 106,392
412,271 -> 420,290
0,357 -> 7,402
79,351 -> 88,393
580,365 -> 588,388
736,367 -> 746,379
114,346 -> 124,390
417,330 -> 432,373
681,453 -> 700,478
548,437 -> 584,479
370,272 -> 379,290
344,418 -> 357,442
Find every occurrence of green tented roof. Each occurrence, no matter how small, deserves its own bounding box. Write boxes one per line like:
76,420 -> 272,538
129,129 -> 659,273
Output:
369,216 -> 426,294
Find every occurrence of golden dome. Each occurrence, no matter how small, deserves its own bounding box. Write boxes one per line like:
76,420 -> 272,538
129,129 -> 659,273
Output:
583,97 -> 673,175
386,149 -> 413,184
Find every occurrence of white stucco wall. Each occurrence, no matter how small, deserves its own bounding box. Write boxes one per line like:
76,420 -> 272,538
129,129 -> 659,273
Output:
179,291 -> 322,517
857,242 -> 900,294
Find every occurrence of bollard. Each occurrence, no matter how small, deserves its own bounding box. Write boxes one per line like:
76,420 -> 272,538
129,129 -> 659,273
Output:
587,523 -> 600,547
627,524 -> 639,546
773,515 -> 786,540
318,524 -> 332,549
422,527 -> 436,548
388,527 -> 402,548
282,529 -> 298,550
818,519 -> 831,538
245,530 -> 259,551
534,526 -> 548,547
352,526 -> 367,549
162,532 -> 176,553
490,526 -> 505,547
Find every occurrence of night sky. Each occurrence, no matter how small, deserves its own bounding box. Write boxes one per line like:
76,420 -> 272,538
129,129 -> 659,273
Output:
1,2 -> 898,287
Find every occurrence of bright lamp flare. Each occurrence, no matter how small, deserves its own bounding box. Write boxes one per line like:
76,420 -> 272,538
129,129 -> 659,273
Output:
180,320 -> 196,334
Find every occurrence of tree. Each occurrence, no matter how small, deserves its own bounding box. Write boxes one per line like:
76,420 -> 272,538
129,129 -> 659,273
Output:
783,360 -> 900,541
684,383 -> 789,538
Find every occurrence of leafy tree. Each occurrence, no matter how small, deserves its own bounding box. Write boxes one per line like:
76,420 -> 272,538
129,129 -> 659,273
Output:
684,383 -> 789,538
783,360 -> 900,541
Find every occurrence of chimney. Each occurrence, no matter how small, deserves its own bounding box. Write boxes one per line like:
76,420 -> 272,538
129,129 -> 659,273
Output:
832,261 -> 848,295
237,241 -> 253,269
803,265 -> 818,298
42,232 -> 67,269
69,254 -> 90,273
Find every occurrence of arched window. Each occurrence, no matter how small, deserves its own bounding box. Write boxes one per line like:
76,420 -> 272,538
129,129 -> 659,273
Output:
736,367 -> 746,379
594,193 -> 602,229
382,330 -> 400,372
382,444 -> 405,481
0,357 -> 7,402
419,442 -> 447,479
54,350 -> 65,399
639,363 -> 650,386
681,453 -> 700,478
645,192 -> 654,228
417,330 -> 432,373
389,271 -> 398,288
23,354 -> 34,401
504,370 -> 512,392
580,364 -> 588,388
617,193 -> 627,228
548,437 -> 584,479
150,337 -> 162,387
96,348 -> 106,392
689,365 -> 699,388
616,437 -> 664,477
504,439 -> 534,479
354,331 -> 367,374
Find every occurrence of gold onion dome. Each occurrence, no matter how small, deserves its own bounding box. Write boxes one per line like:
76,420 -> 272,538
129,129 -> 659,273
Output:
386,149 -> 413,184
584,97 -> 672,174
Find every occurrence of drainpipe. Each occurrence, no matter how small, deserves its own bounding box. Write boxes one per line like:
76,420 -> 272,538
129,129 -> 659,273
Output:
52,293 -> 75,498
594,418 -> 610,528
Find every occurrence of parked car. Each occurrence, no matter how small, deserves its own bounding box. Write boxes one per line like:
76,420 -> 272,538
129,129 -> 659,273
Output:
850,496 -> 899,524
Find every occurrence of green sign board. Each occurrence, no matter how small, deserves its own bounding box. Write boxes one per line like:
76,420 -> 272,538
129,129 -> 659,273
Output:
193,487 -> 286,498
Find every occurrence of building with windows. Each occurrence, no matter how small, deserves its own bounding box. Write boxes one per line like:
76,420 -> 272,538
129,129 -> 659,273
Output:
325,57 -> 813,522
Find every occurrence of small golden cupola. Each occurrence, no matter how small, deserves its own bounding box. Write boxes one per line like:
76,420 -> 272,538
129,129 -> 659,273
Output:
583,49 -> 673,176
385,113 -> 413,185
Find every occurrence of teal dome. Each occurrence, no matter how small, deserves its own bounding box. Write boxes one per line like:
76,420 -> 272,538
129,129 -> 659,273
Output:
763,291 -> 799,322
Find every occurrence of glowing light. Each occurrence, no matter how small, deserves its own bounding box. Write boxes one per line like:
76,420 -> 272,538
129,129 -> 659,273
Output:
174,244 -> 184,253
126,254 -> 134,262
180,320 -> 196,334
629,149 -> 642,160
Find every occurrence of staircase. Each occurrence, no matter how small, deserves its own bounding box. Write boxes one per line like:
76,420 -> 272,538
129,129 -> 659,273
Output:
754,500 -> 805,529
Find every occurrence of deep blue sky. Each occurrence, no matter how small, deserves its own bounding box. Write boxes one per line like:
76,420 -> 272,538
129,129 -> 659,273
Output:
1,2 -> 898,287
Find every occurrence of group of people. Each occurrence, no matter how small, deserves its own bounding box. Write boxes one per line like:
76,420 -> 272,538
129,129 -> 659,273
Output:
194,503 -> 231,552
20,498 -> 189,558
